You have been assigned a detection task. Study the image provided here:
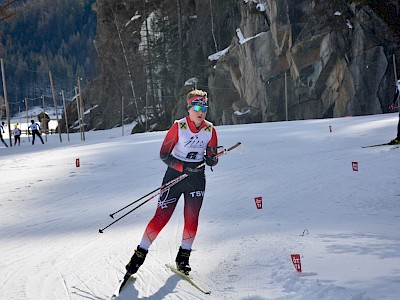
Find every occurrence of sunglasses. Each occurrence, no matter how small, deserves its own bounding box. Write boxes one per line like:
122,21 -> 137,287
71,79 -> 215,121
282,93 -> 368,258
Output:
191,105 -> 208,112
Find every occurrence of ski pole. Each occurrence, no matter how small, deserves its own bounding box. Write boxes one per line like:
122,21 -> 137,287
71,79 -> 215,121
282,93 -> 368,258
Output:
100,175 -> 190,233
98,142 -> 241,233
109,170 -> 188,219
98,167 -> 200,233
99,190 -> 161,233
109,142 -> 241,218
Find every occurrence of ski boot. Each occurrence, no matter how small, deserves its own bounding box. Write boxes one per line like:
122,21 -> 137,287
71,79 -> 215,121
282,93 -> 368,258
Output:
388,138 -> 399,145
125,245 -> 148,275
175,247 -> 191,275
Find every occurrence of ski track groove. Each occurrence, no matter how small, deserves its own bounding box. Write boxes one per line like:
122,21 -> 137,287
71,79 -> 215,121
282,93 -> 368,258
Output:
55,235 -> 107,300
58,269 -> 72,300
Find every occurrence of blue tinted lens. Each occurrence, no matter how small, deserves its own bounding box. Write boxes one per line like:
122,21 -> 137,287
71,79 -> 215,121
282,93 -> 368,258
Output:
192,105 -> 208,112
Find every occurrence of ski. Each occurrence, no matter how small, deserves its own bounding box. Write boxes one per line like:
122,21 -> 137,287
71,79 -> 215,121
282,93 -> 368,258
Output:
111,273 -> 135,299
166,264 -> 211,295
362,143 -> 393,148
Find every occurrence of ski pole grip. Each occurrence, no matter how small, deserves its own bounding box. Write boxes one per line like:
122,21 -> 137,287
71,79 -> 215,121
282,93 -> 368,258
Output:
215,142 -> 241,158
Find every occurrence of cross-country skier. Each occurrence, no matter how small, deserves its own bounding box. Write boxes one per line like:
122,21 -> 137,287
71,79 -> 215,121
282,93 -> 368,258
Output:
125,89 -> 219,276
388,79 -> 400,145
28,120 -> 45,145
0,121 -> 8,147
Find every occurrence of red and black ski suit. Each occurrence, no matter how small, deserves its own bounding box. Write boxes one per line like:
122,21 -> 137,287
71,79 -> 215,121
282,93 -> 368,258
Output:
139,116 -> 218,251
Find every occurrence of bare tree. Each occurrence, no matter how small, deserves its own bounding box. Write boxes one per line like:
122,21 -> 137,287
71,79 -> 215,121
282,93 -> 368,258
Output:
176,0 -> 183,92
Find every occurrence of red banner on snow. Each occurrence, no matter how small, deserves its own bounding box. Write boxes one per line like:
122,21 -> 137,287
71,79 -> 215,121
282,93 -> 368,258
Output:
352,161 -> 358,172
291,254 -> 302,272
76,158 -> 80,168
254,196 -> 263,209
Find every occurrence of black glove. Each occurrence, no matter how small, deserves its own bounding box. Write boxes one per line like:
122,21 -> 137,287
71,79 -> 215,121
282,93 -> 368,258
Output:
205,154 -> 218,167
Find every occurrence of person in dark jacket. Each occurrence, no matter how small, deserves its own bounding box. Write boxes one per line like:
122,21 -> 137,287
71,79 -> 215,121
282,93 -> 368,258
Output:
28,120 -> 45,145
388,79 -> 400,145
0,121 -> 8,147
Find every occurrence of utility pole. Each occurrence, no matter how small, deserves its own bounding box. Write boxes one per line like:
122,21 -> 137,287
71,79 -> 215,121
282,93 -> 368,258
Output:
145,92 -> 148,132
24,97 -> 30,142
49,70 -> 62,142
1,58 -> 12,146
74,86 -> 83,141
42,95 -> 47,142
121,96 -> 124,136
77,77 -> 85,141
285,71 -> 288,121
393,54 -> 398,111
61,90 -> 70,142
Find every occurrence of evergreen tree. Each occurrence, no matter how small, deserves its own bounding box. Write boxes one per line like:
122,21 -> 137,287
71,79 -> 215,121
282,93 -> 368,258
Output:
0,0 -> 98,114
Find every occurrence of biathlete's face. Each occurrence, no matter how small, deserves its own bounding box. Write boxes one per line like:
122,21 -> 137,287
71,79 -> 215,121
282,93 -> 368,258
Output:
188,104 -> 208,127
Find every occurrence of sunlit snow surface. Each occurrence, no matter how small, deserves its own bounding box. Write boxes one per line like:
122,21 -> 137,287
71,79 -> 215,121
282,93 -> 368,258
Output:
1,113 -> 399,299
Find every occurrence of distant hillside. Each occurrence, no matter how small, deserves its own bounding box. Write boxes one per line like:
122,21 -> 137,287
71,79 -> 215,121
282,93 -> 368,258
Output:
0,0 -> 99,116
75,0 -> 399,133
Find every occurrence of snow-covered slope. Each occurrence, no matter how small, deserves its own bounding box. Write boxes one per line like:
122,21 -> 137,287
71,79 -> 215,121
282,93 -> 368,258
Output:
1,113 -> 399,300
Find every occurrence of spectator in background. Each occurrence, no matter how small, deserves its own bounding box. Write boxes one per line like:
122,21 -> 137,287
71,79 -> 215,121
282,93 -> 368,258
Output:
388,79 -> 400,145
28,120 -> 44,145
0,121 -> 9,147
13,123 -> 21,146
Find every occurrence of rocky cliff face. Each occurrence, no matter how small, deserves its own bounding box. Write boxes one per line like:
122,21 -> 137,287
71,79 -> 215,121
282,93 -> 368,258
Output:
208,0 -> 400,124
70,0 -> 146,131
66,0 -> 400,131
